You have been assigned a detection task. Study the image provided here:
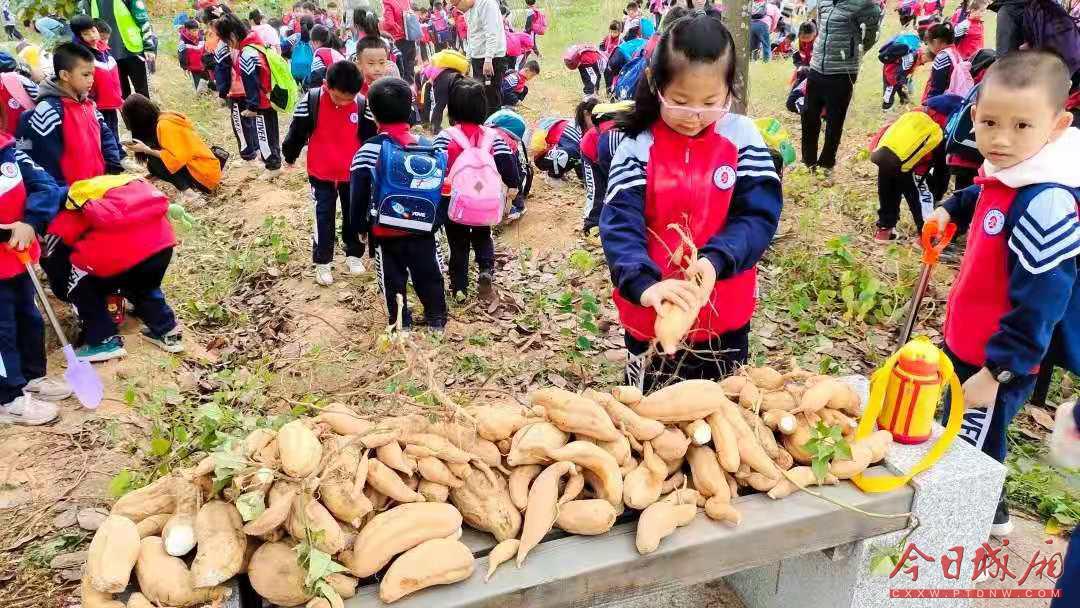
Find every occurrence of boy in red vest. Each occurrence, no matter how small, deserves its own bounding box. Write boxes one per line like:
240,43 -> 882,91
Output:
500,60 -> 539,107
178,19 -> 210,93
70,16 -> 123,144
283,61 -> 366,287
926,50 -> 1080,537
15,43 -> 123,187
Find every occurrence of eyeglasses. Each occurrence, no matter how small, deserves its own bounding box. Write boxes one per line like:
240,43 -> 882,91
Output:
657,92 -> 729,123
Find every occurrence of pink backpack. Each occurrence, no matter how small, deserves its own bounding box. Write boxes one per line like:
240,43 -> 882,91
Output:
531,9 -> 548,35
446,126 -> 506,226
941,47 -> 974,97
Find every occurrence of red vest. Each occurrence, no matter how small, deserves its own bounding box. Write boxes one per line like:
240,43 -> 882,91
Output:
92,54 -> 124,110
0,74 -> 31,135
580,120 -> 614,164
308,88 -> 361,183
612,122 -> 757,342
0,137 -> 37,279
228,48 -> 245,98
944,177 -> 1016,366
59,97 -> 106,185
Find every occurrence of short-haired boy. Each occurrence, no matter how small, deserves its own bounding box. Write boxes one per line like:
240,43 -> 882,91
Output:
500,60 -> 539,107
179,19 -> 211,93
349,78 -> 448,331
70,15 -> 123,139
354,36 -> 393,141
283,61 -> 367,287
16,42 -> 123,186
927,50 -> 1080,537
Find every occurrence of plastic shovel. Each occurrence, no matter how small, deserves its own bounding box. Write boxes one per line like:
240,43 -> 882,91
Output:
897,220 -> 957,347
14,248 -> 104,409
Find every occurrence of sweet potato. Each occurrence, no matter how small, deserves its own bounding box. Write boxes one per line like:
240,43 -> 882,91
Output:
279,420 -> 323,478
744,472 -> 780,491
380,538 -> 474,603
246,541 -> 312,607
326,573 -> 358,599
87,515 -> 140,593
418,480 -> 450,502
611,385 -> 643,406
556,499 -> 618,535
686,445 -> 729,498
506,422 -> 570,466
542,441 -> 623,507
320,446 -> 372,527
819,408 -> 858,438
135,514 -> 170,539
470,405 -> 541,442
508,464 -> 542,511
559,471 -> 585,505
622,441 -> 666,509
286,492 -> 347,554
111,475 -> 176,522
344,503 -> 463,578
704,496 -> 742,526
719,403 -> 781,479
661,472 -> 686,495
376,441 -> 415,476
125,592 -> 155,608
449,464 -> 521,542
651,427 -> 692,462
782,417 -> 814,465
661,488 -> 706,507
760,390 -> 798,412
162,477 -> 200,557
518,461 -> 577,566
864,430 -> 894,462
579,433 -> 632,467
774,448 -> 794,471
635,501 -> 696,555
718,375 -> 747,399
243,428 -> 277,457
655,298 -> 699,355
680,419 -> 712,446
367,458 -> 424,503
828,382 -> 862,416
620,455 -> 639,477
243,481 -> 297,536
767,466 -> 838,499
405,432 -> 481,464
705,412 -> 740,473
191,500 -> 246,587
746,366 -> 785,390
135,537 -> 230,607
591,390 -> 664,441
738,383 -> 761,410
795,379 -> 839,414
418,456 -> 465,488
531,387 -> 621,442
485,538 -> 519,582
829,442 -> 874,479
633,380 -> 731,422
741,409 -> 780,459
81,576 -> 123,608
315,403 -> 373,436
762,410 -> 797,434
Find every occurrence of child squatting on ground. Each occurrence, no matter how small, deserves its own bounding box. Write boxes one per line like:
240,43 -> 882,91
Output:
600,12 -> 782,392
927,50 -> 1080,537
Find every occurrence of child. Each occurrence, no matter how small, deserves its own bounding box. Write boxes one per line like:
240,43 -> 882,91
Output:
306,24 -> 346,89
431,2 -> 451,52
601,20 -> 622,57
214,14 -> 282,179
423,61 -> 464,133
179,20 -> 210,93
15,43 -> 123,186
581,102 -> 627,234
951,0 -> 986,61
921,23 -> 970,103
565,44 -> 605,99
283,61 -> 366,287
522,0 -> 546,65
533,111 -> 584,179
792,20 -> 815,68
486,108 -> 532,221
879,31 -> 921,109
250,8 -> 281,52
354,34 -> 395,141
433,78 -> 521,300
0,118 -> 67,425
47,175 -> 182,362
624,2 -> 655,38
349,78 -> 448,330
0,53 -> 38,136
1,1 -> 21,41
773,33 -> 795,58
600,13 -> 781,391
211,28 -> 258,165
69,16 -> 123,142
927,50 -> 1080,536
500,60 -> 539,107
945,49 -> 997,191
606,26 -> 645,90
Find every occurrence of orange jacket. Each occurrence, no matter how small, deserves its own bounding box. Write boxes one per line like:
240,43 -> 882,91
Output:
157,112 -> 221,191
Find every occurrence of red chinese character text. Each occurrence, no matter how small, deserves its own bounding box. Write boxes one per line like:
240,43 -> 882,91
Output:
890,543 -> 937,582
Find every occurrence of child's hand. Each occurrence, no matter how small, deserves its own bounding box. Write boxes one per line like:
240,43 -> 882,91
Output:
640,279 -> 700,315
962,368 -> 1000,410
688,256 -> 717,293
925,207 -> 951,233
0,222 -> 35,251
241,109 -> 257,118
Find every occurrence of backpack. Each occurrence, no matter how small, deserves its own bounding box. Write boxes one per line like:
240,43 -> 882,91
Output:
0,72 -> 33,112
371,136 -> 447,234
246,45 -> 299,113
941,47 -> 974,97
944,83 -> 979,159
563,44 -> 597,69
290,38 -> 314,81
486,108 -> 528,141
405,11 -> 422,42
613,52 -> 647,101
878,33 -> 920,64
531,9 -> 548,35
446,126 -> 506,227
1023,0 -> 1080,75
870,110 -> 943,173
750,0 -> 768,20
432,49 -> 470,74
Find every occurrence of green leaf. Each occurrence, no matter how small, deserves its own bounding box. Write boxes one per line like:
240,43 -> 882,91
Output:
235,491 -> 266,522
575,336 -> 593,350
829,425 -> 843,441
108,470 -> 134,498
869,553 -> 895,575
149,437 -> 172,457
198,402 -> 224,423
803,438 -> 821,455
835,439 -> 852,461
302,546 -> 348,589
811,457 -> 829,482
123,386 -> 137,406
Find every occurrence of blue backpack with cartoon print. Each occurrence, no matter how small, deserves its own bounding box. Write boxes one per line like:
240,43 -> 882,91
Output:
371,136 -> 447,234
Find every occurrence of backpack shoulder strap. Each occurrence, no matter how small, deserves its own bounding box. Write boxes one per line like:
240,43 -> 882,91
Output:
307,87 -> 321,124
477,126 -> 498,151
446,126 -> 473,151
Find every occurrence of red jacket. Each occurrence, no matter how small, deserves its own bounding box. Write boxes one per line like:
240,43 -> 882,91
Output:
954,16 -> 983,60
0,137 -> 37,279
46,179 -> 176,277
0,73 -> 34,136
180,28 -> 206,74
91,51 -> 124,111
381,0 -> 408,41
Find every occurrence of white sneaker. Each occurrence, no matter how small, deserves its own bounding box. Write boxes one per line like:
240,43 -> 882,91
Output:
346,256 -> 366,275
315,264 -> 334,286
0,394 -> 59,426
258,168 -> 283,181
23,377 -> 72,401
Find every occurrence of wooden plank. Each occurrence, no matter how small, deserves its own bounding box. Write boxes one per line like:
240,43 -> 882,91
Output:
349,478 -> 914,608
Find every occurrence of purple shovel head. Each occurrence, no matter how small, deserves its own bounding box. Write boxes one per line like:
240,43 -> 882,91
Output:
63,344 -> 104,409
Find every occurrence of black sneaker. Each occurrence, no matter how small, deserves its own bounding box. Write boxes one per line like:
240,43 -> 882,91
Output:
990,494 -> 1013,538
477,271 -> 494,299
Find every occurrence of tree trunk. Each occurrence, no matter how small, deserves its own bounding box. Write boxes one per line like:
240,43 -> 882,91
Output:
726,0 -> 752,115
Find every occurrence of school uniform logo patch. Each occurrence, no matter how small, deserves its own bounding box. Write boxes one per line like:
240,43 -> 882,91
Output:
1,162 -> 17,178
713,165 -> 736,190
983,209 -> 1005,236
7,98 -> 19,110
350,113 -> 359,124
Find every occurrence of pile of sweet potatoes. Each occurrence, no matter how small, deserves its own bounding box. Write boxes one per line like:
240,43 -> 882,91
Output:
84,364 -> 892,607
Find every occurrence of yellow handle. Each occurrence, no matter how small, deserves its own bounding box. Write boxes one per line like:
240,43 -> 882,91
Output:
851,347 -> 964,492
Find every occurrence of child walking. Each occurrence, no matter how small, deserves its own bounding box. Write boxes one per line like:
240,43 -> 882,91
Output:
305,24 -> 346,89
70,16 -> 123,140
928,50 -> 1080,537
433,78 -> 521,300
600,13 -> 782,391
349,78 -> 448,330
283,61 -> 367,287
211,26 -> 258,165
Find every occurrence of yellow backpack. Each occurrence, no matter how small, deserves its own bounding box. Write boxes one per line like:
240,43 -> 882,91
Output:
431,50 -> 469,75
870,110 -> 943,173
